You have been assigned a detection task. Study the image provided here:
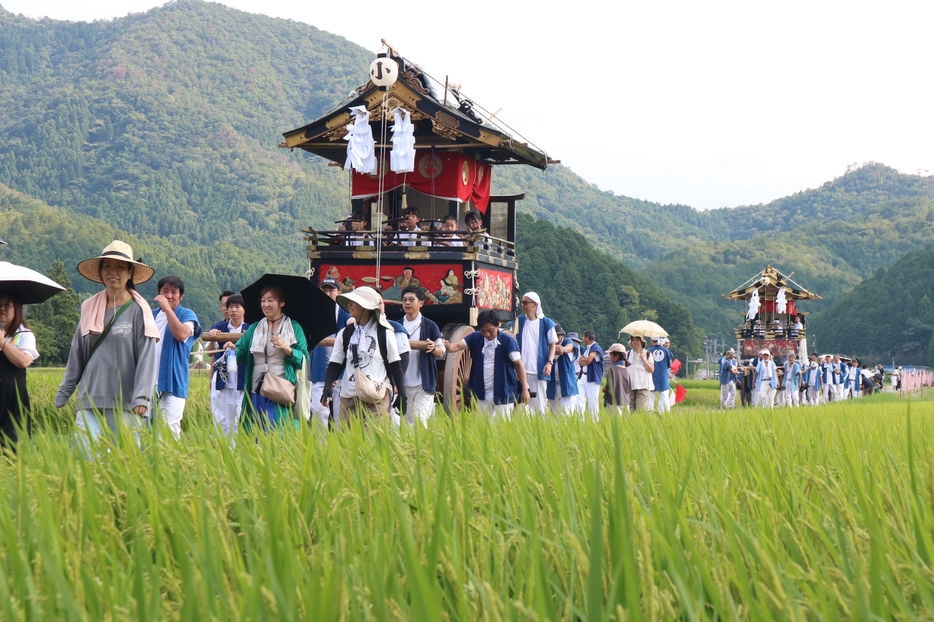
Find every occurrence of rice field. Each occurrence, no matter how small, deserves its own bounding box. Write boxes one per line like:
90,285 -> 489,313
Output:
4,369 -> 934,620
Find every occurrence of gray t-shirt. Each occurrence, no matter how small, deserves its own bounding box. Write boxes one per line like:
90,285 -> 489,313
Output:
55,303 -> 158,412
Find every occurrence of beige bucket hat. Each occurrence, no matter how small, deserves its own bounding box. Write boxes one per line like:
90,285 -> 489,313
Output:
337,286 -> 391,328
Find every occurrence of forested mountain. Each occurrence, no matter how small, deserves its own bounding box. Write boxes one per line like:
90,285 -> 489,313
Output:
649,164 -> 934,344
1,1 -> 933,363
0,0 -> 721,323
808,246 -> 934,365
516,214 -> 704,359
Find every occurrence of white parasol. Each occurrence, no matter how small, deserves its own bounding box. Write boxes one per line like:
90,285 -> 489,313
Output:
0,261 -> 65,304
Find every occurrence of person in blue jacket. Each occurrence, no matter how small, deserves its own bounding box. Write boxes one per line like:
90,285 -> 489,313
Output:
718,348 -> 739,409
648,336 -> 673,412
445,311 -> 530,419
782,352 -> 801,407
577,330 -> 605,417
205,294 -> 249,440
753,350 -> 778,408
310,278 -> 352,429
515,292 -> 558,415
400,286 -> 446,426
152,275 -> 201,439
546,324 -> 580,415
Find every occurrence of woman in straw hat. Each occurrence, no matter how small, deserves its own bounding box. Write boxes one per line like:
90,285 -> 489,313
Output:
55,241 -> 161,452
321,286 -> 405,422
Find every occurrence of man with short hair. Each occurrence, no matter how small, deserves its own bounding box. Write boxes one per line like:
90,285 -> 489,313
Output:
577,330 -> 604,417
435,214 -> 465,247
377,296 -> 411,421
805,361 -> 822,405
152,275 -> 201,439
845,359 -> 861,398
718,348 -> 739,409
753,350 -> 777,408
310,278 -> 352,429
444,310 -> 530,419
400,286 -> 446,426
820,355 -> 834,403
831,354 -> 846,401
782,353 -> 801,407
207,289 -> 235,417
206,294 -> 249,441
547,324 -> 580,415
647,335 -> 673,412
398,207 -> 428,246
515,292 -> 558,414
567,331 -> 587,411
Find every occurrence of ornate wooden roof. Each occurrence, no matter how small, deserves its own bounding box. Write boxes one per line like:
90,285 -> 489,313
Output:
279,50 -> 550,170
722,265 -> 823,301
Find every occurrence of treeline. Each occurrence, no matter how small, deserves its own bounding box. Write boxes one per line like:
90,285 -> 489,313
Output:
808,245 -> 934,365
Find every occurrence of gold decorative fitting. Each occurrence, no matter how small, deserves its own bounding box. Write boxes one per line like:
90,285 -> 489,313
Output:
400,69 -> 430,95
322,126 -> 346,142
431,120 -> 459,141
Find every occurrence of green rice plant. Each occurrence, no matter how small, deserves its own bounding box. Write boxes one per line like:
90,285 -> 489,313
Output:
2,369 -> 934,620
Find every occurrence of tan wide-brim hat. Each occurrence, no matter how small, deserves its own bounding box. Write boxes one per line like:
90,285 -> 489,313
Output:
76,240 -> 154,285
337,286 -> 391,328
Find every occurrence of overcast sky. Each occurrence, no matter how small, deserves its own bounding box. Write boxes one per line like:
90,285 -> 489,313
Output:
3,0 -> 933,209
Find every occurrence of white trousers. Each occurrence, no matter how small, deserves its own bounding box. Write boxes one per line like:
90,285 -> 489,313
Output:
477,399 -> 513,420
584,382 -> 601,417
576,376 -> 588,411
404,385 -> 435,426
310,381 -> 342,429
807,386 -> 820,406
523,377 -> 549,415
822,384 -> 833,402
654,390 -> 670,413
832,383 -> 845,401
783,384 -> 799,407
156,393 -> 186,440
720,383 -> 736,409
756,385 -> 775,408
211,388 -> 243,441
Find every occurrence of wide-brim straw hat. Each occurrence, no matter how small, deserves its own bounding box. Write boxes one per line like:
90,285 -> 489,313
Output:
77,240 -> 154,285
337,286 -> 391,328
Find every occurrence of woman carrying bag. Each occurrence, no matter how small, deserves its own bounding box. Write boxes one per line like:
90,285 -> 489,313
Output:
233,286 -> 308,430
321,286 -> 405,422
55,241 -> 160,453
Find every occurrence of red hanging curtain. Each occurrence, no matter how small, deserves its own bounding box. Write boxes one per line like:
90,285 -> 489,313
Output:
351,151 -> 493,213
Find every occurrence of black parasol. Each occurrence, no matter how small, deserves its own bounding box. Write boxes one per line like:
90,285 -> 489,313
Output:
241,274 -> 337,347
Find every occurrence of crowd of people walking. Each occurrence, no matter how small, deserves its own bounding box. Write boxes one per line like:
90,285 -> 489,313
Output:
718,348 -> 929,409
3,242 -> 934,452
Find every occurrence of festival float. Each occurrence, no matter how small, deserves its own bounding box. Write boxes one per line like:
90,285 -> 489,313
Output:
278,42 -> 553,412
722,265 -> 822,361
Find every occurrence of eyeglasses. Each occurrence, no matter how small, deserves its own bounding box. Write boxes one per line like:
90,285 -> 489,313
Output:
521,300 -> 534,306
401,297 -> 419,303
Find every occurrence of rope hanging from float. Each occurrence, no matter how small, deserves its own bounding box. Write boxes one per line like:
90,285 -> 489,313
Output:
374,90 -> 390,281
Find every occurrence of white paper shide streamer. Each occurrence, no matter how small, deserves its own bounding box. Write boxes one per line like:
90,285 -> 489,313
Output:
344,105 -> 376,174
746,288 -> 760,322
775,287 -> 787,315
389,107 -> 415,173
